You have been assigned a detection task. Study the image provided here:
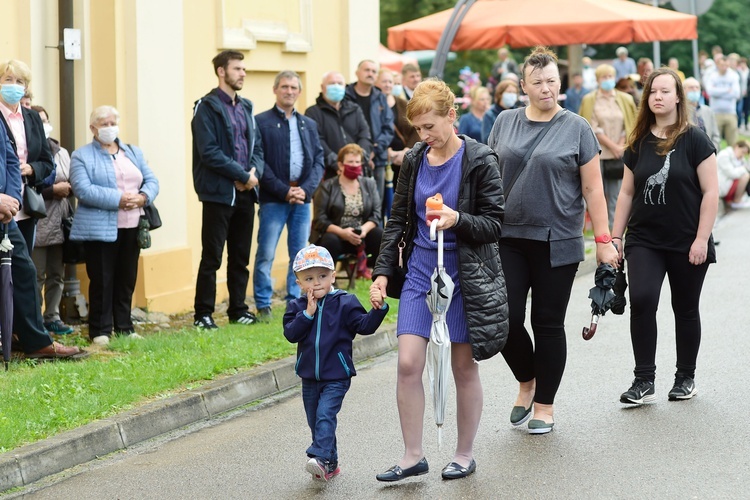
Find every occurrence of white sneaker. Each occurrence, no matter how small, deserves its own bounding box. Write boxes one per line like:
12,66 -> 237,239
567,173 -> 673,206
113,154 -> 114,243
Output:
92,335 -> 110,346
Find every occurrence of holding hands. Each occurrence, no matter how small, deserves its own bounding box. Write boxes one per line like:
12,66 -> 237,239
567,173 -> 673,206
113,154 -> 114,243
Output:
369,276 -> 387,310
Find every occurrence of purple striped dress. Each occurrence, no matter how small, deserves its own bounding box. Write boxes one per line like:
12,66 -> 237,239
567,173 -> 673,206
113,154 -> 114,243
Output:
396,141 -> 469,344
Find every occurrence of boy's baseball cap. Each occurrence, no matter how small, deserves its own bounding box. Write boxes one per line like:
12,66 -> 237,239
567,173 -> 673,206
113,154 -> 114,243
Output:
293,245 -> 335,273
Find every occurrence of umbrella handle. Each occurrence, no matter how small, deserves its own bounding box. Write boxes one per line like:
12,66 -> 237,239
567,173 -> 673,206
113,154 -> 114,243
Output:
582,314 -> 599,340
429,220 -> 445,268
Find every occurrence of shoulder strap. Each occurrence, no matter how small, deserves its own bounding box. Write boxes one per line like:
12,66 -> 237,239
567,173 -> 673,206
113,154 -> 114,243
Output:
504,109 -> 565,199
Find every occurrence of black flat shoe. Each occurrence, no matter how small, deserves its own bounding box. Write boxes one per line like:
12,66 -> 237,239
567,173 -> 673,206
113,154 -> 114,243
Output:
376,457 -> 429,482
441,459 -> 476,480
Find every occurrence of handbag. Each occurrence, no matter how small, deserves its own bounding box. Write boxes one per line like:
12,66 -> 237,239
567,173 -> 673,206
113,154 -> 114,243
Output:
141,203 -> 162,230
61,203 -> 86,264
137,216 -> 151,249
22,179 -> 47,219
601,158 -> 625,180
503,109 -> 565,199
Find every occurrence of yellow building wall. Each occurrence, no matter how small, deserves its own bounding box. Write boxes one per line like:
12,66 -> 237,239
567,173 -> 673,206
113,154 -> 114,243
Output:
3,0 -> 380,314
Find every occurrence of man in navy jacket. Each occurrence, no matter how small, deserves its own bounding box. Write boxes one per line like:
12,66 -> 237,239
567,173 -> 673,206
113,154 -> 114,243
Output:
191,50 -> 264,329
345,60 -> 394,200
252,71 -> 324,321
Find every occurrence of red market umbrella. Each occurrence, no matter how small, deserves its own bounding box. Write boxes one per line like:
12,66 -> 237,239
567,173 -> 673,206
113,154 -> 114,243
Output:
387,0 -> 697,52
378,44 -> 420,73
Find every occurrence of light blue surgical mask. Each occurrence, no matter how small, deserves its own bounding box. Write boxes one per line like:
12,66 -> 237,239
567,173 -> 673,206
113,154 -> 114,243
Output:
1,84 -> 25,105
687,90 -> 701,103
599,79 -> 616,92
325,84 -> 345,103
501,92 -> 518,109
392,84 -> 404,98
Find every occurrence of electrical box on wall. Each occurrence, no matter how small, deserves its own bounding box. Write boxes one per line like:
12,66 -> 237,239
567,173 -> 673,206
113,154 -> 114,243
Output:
63,28 -> 81,60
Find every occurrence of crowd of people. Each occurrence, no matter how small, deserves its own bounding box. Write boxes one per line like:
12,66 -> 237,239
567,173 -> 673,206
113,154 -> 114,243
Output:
0,43 -> 736,485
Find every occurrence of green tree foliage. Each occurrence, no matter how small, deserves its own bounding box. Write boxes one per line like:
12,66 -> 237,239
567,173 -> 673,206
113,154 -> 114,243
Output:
380,0 -> 749,86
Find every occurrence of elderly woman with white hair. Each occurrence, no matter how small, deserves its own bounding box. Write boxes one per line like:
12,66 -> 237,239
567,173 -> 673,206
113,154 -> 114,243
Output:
70,105 -> 159,346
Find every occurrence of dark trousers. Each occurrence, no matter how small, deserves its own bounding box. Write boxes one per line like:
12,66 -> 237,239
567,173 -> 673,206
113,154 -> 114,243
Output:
627,246 -> 709,382
318,226 -> 383,268
8,223 -> 53,353
302,378 -> 351,464
84,228 -> 141,338
194,196 -> 254,320
16,218 -> 36,255
499,238 -> 578,405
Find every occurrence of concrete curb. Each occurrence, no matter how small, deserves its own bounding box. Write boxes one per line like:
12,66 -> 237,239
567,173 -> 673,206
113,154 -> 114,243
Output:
1,249 -> 597,492
0,323 -> 399,493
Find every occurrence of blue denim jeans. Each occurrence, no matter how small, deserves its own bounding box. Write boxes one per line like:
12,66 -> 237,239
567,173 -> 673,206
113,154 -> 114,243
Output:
253,202 -> 311,309
301,378 -> 351,464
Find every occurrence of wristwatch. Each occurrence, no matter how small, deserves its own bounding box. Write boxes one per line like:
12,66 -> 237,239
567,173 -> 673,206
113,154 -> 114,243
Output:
594,234 -> 612,244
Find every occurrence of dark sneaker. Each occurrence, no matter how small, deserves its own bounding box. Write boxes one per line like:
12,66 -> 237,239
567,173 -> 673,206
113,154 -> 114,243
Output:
256,307 -> 273,323
620,378 -> 656,405
194,315 -> 219,330
229,312 -> 257,325
44,320 -> 74,335
668,376 -> 697,401
306,457 -> 339,482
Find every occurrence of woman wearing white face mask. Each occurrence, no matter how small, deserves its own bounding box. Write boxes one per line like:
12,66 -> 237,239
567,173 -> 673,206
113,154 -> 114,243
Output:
0,60 -> 55,251
69,105 -> 160,346
30,105 -> 76,335
480,79 -> 522,144
579,63 -> 637,228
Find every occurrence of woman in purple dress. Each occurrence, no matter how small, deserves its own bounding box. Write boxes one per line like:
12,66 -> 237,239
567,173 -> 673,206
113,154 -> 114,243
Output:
370,79 -> 507,481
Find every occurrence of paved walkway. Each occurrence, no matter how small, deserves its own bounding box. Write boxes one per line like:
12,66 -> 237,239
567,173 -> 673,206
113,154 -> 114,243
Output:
4,208 -> 750,498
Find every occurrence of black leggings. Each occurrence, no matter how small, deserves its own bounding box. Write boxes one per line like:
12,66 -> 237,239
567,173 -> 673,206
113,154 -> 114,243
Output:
627,246 -> 709,382
499,239 -> 578,405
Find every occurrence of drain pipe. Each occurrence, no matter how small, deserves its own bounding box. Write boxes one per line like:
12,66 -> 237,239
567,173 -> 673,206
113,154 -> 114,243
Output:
58,0 -> 88,323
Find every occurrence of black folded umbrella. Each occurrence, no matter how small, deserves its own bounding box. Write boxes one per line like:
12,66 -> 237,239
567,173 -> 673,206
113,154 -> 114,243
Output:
582,263 -> 616,340
0,224 -> 14,370
610,260 -> 627,315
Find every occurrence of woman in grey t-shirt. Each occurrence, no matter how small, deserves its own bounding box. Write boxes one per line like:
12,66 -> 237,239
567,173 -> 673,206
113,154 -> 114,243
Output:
488,47 -> 619,434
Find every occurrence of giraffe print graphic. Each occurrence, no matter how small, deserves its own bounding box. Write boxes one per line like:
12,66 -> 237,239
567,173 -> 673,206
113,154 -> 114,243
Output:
644,149 -> 675,205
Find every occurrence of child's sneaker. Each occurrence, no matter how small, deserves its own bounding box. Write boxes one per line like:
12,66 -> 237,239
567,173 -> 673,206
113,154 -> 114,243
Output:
306,457 -> 340,481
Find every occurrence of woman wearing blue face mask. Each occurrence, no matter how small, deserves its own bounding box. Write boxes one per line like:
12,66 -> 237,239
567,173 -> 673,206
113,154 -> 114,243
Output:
579,63 -> 637,228
0,60 -> 55,251
69,105 -> 159,346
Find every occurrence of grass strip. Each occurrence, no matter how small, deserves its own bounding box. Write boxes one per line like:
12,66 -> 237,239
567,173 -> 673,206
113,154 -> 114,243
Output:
0,281 -> 397,453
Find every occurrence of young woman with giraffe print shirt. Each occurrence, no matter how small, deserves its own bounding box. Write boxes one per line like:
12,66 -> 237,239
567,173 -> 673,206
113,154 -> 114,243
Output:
613,67 -> 718,406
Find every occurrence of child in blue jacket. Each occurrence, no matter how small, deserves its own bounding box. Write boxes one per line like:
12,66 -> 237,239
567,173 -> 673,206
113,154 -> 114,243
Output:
284,245 -> 388,482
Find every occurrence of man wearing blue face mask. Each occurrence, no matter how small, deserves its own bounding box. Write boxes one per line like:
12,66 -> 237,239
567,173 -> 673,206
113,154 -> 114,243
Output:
306,71 -> 372,180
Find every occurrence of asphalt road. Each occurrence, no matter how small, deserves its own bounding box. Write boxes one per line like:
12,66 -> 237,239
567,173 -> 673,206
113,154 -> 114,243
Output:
11,210 -> 750,500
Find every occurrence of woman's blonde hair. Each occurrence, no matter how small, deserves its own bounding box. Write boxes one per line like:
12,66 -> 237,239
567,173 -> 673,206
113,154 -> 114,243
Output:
0,60 -> 32,87
337,143 -> 364,163
406,78 -> 456,123
89,105 -> 120,127
469,86 -> 490,102
595,64 -> 616,79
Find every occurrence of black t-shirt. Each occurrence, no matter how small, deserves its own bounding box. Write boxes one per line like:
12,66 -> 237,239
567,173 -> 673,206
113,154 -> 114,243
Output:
623,126 -> 716,261
355,93 -> 372,129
